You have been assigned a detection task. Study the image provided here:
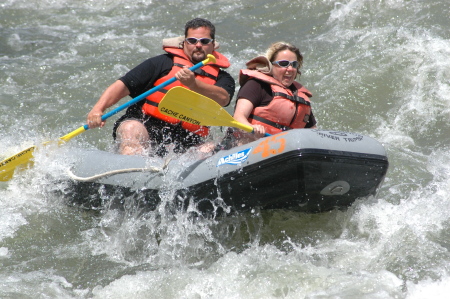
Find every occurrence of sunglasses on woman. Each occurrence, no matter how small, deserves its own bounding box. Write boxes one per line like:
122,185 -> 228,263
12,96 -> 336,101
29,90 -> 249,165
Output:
272,60 -> 300,69
185,37 -> 214,45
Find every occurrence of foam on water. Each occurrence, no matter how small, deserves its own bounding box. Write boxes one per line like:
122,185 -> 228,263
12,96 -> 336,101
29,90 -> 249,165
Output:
1,0 -> 450,297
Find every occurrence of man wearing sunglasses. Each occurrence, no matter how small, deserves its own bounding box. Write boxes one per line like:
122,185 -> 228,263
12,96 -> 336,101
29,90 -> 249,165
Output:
86,18 -> 235,157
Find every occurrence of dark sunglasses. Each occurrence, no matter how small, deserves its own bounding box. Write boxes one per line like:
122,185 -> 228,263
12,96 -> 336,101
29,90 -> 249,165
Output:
185,37 -> 214,45
272,60 -> 300,69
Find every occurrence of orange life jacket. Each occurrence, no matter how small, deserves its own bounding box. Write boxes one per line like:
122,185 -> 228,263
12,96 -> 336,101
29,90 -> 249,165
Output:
142,47 -> 230,137
239,69 -> 312,135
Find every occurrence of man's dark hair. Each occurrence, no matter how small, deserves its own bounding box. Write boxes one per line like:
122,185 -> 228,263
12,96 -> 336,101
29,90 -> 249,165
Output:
184,18 -> 215,40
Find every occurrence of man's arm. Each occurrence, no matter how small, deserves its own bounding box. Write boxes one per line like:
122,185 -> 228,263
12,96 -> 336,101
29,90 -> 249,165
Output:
189,78 -> 231,106
87,80 -> 130,128
176,67 -> 235,107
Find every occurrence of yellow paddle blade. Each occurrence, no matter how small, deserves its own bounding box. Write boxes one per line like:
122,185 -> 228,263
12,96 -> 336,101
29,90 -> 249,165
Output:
0,58 -> 215,183
0,126 -> 87,182
159,86 -> 254,133
0,146 -> 35,181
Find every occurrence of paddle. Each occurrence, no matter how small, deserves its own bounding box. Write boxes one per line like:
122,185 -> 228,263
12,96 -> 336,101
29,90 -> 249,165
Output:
0,55 -> 217,182
158,86 -> 271,135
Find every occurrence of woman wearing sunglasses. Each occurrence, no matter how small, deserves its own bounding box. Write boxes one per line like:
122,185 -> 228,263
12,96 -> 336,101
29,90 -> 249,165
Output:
228,42 -> 316,146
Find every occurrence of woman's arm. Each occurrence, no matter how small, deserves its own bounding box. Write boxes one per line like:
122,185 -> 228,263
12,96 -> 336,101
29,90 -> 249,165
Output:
234,98 -> 266,139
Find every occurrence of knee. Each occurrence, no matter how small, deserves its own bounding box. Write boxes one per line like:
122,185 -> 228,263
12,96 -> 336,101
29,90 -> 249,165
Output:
117,120 -> 148,139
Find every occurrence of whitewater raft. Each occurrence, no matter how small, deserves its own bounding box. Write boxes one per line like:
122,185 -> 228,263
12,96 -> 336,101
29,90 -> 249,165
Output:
64,129 -> 389,215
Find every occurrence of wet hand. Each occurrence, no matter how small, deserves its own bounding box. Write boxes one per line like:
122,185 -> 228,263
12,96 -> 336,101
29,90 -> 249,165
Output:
252,124 -> 266,138
87,111 -> 104,129
175,67 -> 196,88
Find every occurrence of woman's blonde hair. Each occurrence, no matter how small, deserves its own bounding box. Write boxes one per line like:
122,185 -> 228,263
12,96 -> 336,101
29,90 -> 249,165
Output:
265,42 -> 303,73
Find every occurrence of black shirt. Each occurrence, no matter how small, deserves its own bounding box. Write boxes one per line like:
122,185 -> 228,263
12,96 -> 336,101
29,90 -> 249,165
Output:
236,79 -> 317,128
112,53 -> 235,156
119,54 -> 235,105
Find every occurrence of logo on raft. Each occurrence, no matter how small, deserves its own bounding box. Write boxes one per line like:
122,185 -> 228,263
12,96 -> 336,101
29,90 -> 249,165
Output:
217,147 -> 252,167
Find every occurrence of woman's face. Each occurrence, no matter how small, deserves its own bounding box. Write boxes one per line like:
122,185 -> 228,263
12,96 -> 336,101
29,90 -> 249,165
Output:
271,50 -> 298,87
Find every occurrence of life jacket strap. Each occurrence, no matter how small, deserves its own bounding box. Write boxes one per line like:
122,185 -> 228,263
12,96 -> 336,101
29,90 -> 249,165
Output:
248,114 -> 292,131
145,99 -> 160,106
273,92 -> 311,106
173,63 -> 218,81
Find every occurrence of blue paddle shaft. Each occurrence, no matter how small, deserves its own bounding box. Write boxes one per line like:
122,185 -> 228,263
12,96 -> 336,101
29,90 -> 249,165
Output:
82,58 -> 210,131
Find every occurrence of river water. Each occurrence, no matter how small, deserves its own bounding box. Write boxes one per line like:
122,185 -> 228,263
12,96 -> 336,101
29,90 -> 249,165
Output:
1,0 -> 449,298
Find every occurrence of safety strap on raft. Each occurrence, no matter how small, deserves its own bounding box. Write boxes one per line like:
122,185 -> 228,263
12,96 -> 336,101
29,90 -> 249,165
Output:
66,158 -> 172,182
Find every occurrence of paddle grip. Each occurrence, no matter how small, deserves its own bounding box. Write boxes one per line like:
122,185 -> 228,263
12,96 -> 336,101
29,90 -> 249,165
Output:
251,130 -> 271,137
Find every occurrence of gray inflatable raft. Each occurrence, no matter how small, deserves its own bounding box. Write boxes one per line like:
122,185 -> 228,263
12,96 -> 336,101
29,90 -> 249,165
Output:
64,129 -> 389,215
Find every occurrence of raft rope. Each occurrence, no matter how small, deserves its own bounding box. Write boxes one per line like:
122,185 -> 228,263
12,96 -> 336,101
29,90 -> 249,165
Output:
66,157 -> 172,182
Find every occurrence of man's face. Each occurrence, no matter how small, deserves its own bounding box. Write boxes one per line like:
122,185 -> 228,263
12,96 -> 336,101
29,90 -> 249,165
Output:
183,27 -> 214,64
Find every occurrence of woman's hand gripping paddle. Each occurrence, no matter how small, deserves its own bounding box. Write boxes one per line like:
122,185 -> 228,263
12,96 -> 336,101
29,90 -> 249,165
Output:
158,86 -> 271,135
0,55 -> 217,182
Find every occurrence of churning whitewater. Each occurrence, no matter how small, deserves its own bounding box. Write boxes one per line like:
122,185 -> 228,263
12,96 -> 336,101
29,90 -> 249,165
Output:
1,0 -> 450,298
